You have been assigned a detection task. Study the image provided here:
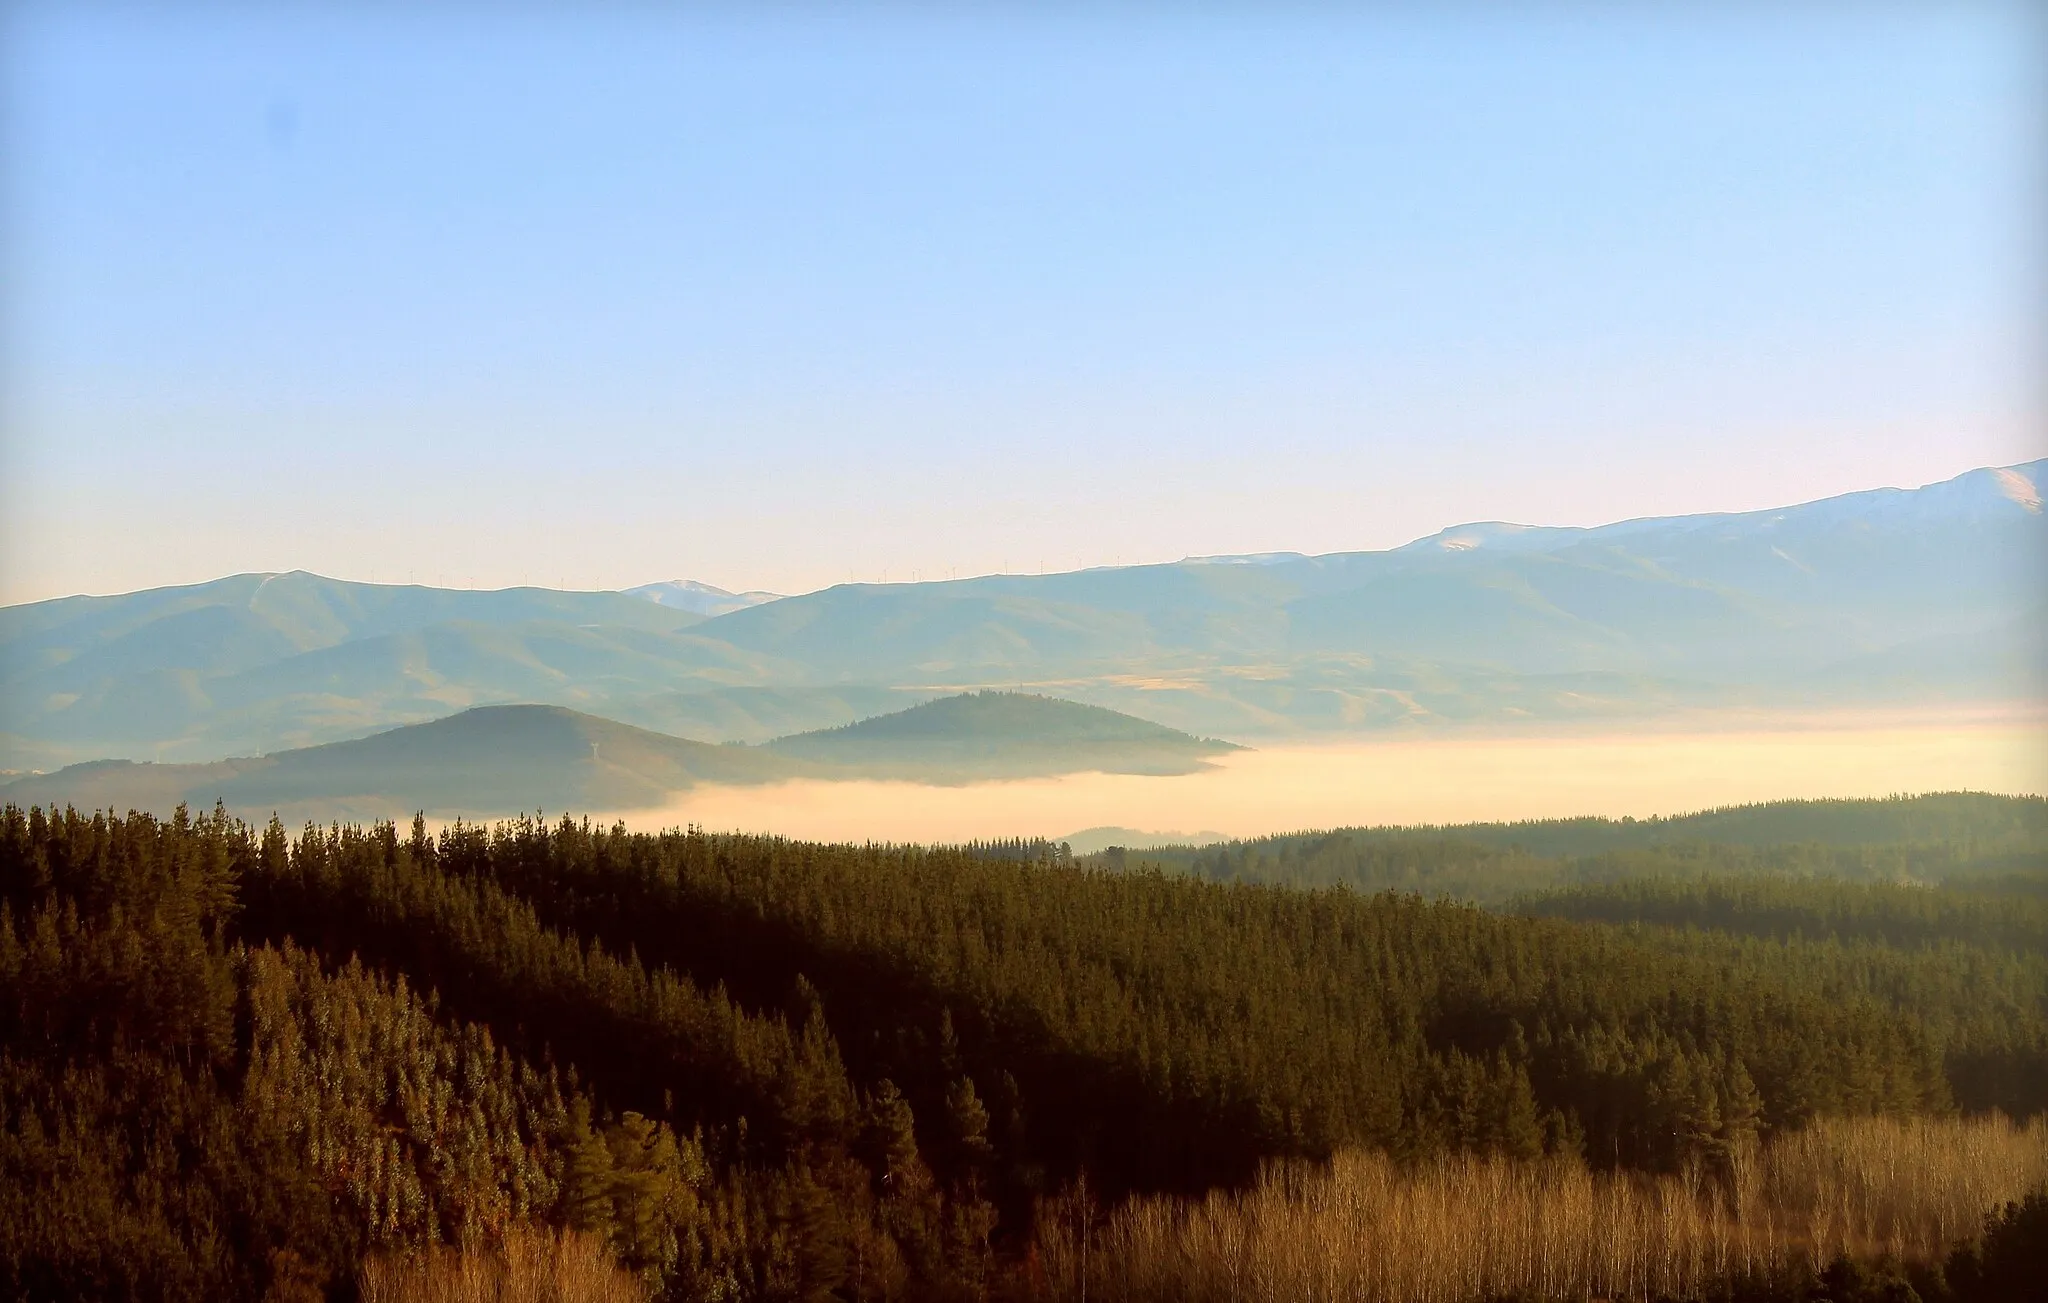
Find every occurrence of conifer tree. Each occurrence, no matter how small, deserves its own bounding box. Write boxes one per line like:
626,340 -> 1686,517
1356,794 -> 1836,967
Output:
786,1167 -> 850,1303
864,1080 -> 925,1199
603,1111 -> 692,1278
947,1075 -> 994,1175
561,1099 -> 617,1239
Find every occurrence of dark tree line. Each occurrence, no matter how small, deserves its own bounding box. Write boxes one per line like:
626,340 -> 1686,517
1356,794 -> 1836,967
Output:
1124,792 -> 2048,901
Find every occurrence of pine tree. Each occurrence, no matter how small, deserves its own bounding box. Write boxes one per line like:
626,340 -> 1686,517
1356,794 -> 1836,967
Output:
863,1080 -> 923,1198
1495,1056 -> 1545,1161
1720,1057 -> 1763,1150
786,1166 -> 850,1303
947,1075 -> 994,1176
561,1099 -> 617,1239
604,1111 -> 687,1277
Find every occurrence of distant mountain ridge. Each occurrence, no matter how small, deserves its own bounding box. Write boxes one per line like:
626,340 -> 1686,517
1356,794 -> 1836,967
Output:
623,579 -> 785,617
0,692 -> 1234,819
3,460 -> 2040,768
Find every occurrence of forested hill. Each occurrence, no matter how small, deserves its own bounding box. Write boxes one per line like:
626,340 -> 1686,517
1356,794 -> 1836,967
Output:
0,693 -> 1233,818
1107,793 -> 2048,901
0,705 -> 790,821
4,800 -> 2043,1301
764,690 -> 1237,778
1425,792 -> 2048,854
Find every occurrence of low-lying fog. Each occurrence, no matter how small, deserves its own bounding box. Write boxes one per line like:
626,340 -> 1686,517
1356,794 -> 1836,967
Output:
590,706 -> 2048,844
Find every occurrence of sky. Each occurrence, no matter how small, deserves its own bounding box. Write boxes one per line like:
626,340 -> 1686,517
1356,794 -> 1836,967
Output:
2,2 -> 2042,605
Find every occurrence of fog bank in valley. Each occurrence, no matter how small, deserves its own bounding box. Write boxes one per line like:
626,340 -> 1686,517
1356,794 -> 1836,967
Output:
596,708 -> 2047,845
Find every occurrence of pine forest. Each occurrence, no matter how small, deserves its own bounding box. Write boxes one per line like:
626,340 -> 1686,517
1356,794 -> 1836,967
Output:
2,794 -> 2044,1302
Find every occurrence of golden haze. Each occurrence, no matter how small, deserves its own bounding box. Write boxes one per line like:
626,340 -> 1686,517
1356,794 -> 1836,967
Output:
591,707 -> 2048,843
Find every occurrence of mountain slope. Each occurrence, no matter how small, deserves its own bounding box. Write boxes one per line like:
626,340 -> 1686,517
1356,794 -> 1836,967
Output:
1,569 -> 702,658
0,575 -> 773,765
0,704 -> 800,820
0,694 -> 1239,816
694,459 -> 2045,682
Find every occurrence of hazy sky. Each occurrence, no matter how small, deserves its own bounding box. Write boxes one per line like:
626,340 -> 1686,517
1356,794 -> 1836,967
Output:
3,3 -> 2041,604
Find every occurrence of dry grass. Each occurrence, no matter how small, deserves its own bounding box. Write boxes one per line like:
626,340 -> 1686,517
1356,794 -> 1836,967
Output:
1030,1114 -> 2048,1303
357,1226 -> 646,1303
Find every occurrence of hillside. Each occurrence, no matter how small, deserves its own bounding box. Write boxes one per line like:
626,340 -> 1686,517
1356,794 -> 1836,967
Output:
1109,793 -> 2048,902
0,571 -> 779,768
0,705 -> 795,821
0,693 -> 1237,816
1164,791 -> 2048,860
764,690 -> 1239,779
3,461 -> 2041,766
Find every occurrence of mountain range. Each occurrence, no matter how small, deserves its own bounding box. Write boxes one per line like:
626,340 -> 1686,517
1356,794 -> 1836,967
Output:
2,460 -> 2041,771
0,692 -> 1234,822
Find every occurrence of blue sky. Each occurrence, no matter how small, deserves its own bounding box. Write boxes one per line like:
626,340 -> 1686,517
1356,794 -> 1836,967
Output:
2,3 -> 2041,602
